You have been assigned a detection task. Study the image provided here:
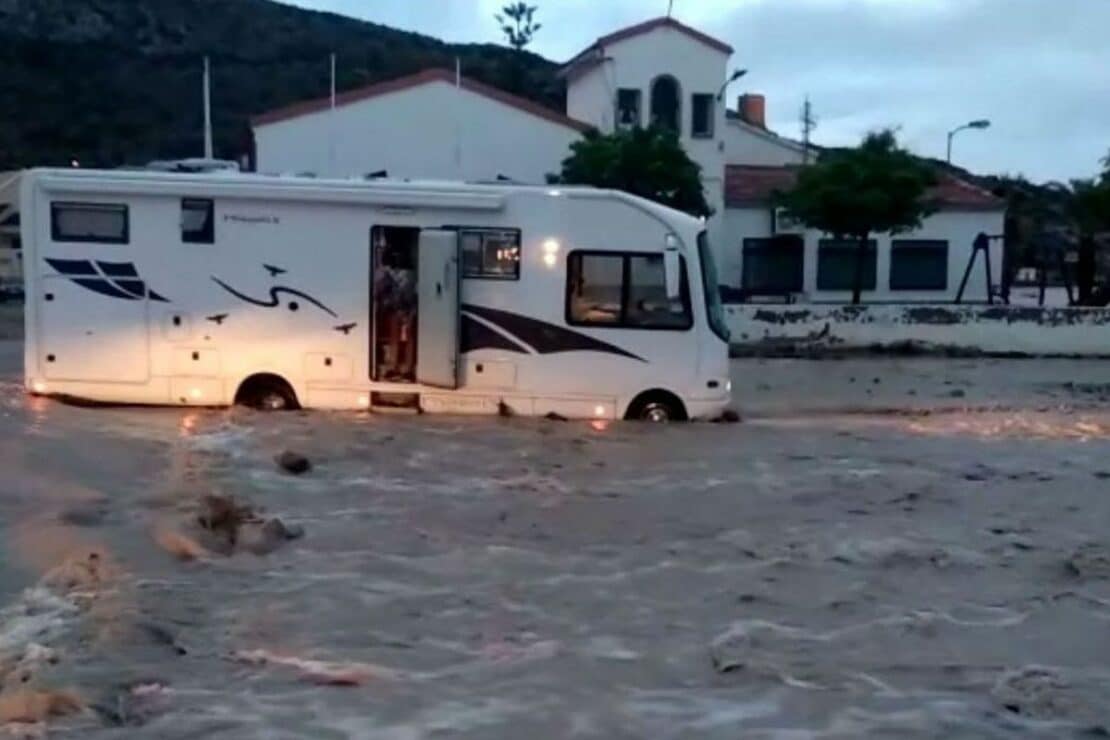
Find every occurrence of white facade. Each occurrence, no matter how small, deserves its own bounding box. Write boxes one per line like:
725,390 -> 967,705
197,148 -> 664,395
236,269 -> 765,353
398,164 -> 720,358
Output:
565,21 -> 732,247
254,72 -> 584,183
719,207 -> 1006,303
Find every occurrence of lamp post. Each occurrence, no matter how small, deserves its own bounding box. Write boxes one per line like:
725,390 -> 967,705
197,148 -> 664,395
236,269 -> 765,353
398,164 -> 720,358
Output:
947,119 -> 991,164
717,68 -> 748,102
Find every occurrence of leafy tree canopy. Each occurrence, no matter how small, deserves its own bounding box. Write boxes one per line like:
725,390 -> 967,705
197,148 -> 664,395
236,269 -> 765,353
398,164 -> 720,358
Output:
557,126 -> 711,218
779,130 -> 937,239
496,3 -> 541,51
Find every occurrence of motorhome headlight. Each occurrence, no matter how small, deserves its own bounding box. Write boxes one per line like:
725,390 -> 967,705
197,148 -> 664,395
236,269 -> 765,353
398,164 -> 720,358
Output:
547,189 -> 563,197
726,380 -> 733,393
543,239 -> 560,268
190,388 -> 204,400
358,395 -> 371,409
594,405 -> 607,418
31,380 -> 47,395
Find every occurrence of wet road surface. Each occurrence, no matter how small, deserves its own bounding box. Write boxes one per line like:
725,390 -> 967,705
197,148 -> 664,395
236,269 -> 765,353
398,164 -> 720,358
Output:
2,347 -> 1110,738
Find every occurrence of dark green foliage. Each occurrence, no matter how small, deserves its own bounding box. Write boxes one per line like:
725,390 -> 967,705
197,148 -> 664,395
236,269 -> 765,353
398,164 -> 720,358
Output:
0,0 -> 563,169
779,130 -> 936,303
558,127 -> 711,217
496,3 -> 541,51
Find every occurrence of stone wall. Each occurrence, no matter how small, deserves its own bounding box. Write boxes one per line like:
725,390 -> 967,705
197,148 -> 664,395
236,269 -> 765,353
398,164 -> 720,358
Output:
727,303 -> 1110,357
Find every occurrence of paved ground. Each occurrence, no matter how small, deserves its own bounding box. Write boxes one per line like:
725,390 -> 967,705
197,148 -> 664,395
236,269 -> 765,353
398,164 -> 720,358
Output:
2,342 -> 1110,738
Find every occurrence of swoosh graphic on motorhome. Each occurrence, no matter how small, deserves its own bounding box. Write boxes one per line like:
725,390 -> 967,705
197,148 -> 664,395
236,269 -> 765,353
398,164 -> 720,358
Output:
462,304 -> 645,362
211,277 -> 339,318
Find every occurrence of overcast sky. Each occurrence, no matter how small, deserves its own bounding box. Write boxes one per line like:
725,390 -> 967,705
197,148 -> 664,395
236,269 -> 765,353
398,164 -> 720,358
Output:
286,0 -> 1109,184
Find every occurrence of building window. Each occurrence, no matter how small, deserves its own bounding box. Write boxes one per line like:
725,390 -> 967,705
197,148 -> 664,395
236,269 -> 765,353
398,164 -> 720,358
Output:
691,93 -> 715,138
181,199 -> 215,244
461,229 -> 521,280
650,75 -> 681,134
890,239 -> 949,291
616,88 -> 642,129
817,239 -> 878,292
742,236 -> 804,294
567,251 -> 691,330
51,202 -> 129,244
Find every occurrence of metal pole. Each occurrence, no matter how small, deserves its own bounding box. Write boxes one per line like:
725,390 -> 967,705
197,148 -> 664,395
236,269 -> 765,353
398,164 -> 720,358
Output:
203,57 -> 213,160
328,53 -> 337,176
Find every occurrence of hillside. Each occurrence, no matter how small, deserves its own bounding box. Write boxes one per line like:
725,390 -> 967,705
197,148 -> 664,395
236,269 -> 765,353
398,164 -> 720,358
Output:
0,0 -> 563,168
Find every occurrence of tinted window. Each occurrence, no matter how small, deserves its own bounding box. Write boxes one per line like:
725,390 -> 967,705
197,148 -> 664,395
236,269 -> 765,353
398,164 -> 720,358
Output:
616,88 -> 642,129
567,252 -> 692,330
182,199 -> 215,244
891,239 -> 949,291
51,203 -> 128,244
460,229 -> 520,279
691,94 -> 715,138
743,236 -> 804,293
817,239 -> 877,291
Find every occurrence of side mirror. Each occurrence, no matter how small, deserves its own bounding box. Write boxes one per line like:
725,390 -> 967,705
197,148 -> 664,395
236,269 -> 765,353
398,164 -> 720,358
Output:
663,248 -> 681,300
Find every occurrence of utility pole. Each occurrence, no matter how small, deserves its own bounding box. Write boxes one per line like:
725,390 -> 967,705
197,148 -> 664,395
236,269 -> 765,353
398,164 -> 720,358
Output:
667,0 -> 675,18
800,96 -> 817,165
203,56 -> 213,160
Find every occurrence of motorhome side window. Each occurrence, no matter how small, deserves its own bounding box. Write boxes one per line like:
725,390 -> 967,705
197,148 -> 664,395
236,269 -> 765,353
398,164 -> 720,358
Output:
50,203 -> 128,244
181,199 -> 215,244
567,251 -> 692,330
460,229 -> 521,279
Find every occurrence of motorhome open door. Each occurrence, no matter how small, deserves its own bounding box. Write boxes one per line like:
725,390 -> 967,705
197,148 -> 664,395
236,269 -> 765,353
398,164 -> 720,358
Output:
416,230 -> 460,389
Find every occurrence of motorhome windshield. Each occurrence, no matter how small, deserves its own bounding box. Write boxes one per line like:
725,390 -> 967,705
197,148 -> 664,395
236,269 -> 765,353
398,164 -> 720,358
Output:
698,232 -> 730,342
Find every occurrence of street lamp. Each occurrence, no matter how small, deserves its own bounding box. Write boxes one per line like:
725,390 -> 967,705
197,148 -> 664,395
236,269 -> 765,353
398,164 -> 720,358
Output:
947,119 -> 991,164
717,68 -> 748,101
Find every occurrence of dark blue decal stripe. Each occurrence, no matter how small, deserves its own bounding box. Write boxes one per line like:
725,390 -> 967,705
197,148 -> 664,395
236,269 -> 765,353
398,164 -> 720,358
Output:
462,304 -> 645,362
149,290 -> 170,303
46,258 -> 96,276
96,261 -> 139,277
72,279 -> 139,300
113,279 -> 147,298
461,314 -> 530,355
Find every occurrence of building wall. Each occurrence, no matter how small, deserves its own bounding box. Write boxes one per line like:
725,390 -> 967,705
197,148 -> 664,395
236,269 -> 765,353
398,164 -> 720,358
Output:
565,28 -> 729,178
717,207 -> 1007,303
724,121 -> 807,167
255,81 -> 582,183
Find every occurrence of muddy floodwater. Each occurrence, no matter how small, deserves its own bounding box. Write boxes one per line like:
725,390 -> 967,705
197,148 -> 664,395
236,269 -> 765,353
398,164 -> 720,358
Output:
2,347 -> 1110,738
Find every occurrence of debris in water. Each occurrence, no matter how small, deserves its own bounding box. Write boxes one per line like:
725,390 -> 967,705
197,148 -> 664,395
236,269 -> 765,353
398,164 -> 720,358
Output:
275,451 -> 312,475
153,530 -> 210,562
230,649 -> 391,687
40,552 -> 114,594
0,690 -> 84,724
714,409 -> 742,424
1066,544 -> 1110,580
498,400 -> 514,418
544,412 -> 568,422
197,494 -> 257,546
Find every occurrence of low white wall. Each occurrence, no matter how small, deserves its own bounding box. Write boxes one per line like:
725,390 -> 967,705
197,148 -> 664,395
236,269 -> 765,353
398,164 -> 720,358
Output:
727,303 -> 1110,357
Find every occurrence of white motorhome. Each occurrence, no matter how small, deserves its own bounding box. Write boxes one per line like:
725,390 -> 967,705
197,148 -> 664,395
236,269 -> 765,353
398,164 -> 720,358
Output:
20,169 -> 731,420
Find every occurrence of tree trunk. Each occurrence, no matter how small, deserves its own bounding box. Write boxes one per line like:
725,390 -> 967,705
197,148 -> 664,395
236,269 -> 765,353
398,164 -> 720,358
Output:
1077,233 -> 1096,306
852,233 -> 869,305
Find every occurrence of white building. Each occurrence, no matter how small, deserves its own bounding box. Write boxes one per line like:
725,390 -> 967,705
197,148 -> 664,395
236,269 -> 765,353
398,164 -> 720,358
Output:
253,16 -> 1006,304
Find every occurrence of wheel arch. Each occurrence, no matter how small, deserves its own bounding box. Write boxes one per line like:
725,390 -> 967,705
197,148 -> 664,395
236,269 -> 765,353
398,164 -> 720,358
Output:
623,388 -> 689,422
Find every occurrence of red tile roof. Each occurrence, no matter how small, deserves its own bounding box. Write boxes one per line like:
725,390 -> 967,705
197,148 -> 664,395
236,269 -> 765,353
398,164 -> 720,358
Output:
562,17 -> 733,76
724,165 -> 1006,210
252,68 -> 592,132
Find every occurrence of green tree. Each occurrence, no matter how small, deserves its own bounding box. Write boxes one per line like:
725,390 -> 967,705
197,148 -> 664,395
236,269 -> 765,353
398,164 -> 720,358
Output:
496,3 -> 541,51
779,130 -> 937,304
557,127 -> 711,217
1070,155 -> 1110,304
